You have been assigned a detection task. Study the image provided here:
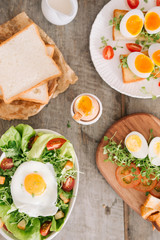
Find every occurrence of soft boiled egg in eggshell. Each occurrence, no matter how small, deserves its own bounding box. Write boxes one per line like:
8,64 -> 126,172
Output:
11,161 -> 58,217
125,131 -> 148,159
149,137 -> 160,166
127,52 -> 154,78
120,9 -> 144,38
144,7 -> 160,34
149,43 -> 160,67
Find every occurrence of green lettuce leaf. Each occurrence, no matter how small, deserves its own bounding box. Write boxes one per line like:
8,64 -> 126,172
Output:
60,142 -> 76,162
27,134 -> 65,160
0,126 -> 21,157
0,204 -> 10,219
50,207 -> 69,232
16,124 -> 35,153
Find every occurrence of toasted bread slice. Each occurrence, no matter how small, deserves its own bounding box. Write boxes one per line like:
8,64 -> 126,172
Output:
141,205 -> 158,220
144,194 -> 160,210
120,51 -> 160,83
113,9 -> 160,42
152,215 -> 160,231
148,212 -> 160,222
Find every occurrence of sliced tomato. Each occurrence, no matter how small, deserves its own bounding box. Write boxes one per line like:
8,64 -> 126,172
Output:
116,163 -> 141,188
62,177 -> 75,192
103,46 -> 114,60
40,221 -> 52,237
0,158 -> 14,170
126,43 -> 142,52
47,138 -> 66,151
134,175 -> 157,192
127,0 -> 139,9
150,180 -> 160,198
157,0 -> 160,6
28,135 -> 39,150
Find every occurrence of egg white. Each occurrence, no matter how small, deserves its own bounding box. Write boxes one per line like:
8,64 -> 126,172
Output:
144,7 -> 160,34
149,137 -> 160,166
120,9 -> 144,38
148,43 -> 160,66
127,52 -> 153,78
125,131 -> 148,159
11,161 -> 58,217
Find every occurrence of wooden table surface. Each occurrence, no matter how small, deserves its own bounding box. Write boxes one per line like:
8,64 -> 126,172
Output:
0,0 -> 160,239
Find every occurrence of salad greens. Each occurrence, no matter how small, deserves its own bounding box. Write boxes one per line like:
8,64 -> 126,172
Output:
0,124 -> 77,240
103,133 -> 160,181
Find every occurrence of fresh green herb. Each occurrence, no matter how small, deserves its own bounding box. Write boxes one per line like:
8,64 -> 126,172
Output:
32,193 -> 35,198
100,36 -> 109,49
140,28 -> 160,44
140,7 -> 145,11
119,55 -> 128,68
144,0 -> 148,3
148,129 -> 154,144
145,191 -> 150,196
103,133 -> 160,181
135,40 -> 140,45
109,15 -> 123,30
67,121 -> 71,128
113,47 -> 116,50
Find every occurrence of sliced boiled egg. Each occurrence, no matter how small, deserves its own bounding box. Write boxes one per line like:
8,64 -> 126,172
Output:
120,9 -> 144,38
149,137 -> 160,166
127,52 -> 154,78
125,131 -> 148,159
144,7 -> 160,34
149,43 -> 160,67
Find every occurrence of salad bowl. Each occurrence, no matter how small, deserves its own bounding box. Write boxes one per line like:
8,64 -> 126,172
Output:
0,128 -> 79,240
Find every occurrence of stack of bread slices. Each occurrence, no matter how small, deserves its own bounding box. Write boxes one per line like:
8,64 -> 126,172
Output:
0,23 -> 61,105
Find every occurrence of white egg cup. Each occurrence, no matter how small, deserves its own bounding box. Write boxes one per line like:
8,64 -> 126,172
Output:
41,0 -> 78,26
71,93 -> 103,125
0,129 -> 79,240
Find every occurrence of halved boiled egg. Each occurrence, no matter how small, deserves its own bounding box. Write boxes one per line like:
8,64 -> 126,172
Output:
149,43 -> 160,66
144,7 -> 160,34
11,161 -> 58,217
120,10 -> 144,38
125,131 -> 148,159
127,52 -> 154,78
149,137 -> 160,166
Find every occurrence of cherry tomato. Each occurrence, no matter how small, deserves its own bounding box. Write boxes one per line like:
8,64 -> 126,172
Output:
62,177 -> 75,192
116,163 -> 141,188
28,135 -> 39,150
40,221 -> 52,237
157,0 -> 160,6
126,43 -> 142,52
0,158 -> 14,170
127,0 -> 139,9
3,224 -> 11,233
134,175 -> 157,192
159,82 -> 160,87
103,46 -> 114,60
150,180 -> 160,198
47,138 -> 66,151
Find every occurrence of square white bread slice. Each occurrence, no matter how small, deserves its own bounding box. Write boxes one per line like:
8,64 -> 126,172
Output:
0,23 -> 61,103
113,9 -> 160,42
0,45 -> 55,104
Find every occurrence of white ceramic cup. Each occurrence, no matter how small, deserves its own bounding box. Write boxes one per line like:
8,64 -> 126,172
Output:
0,129 -> 79,240
41,0 -> 78,25
71,93 -> 103,125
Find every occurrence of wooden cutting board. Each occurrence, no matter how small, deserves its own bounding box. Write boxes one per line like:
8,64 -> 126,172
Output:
96,113 -> 160,215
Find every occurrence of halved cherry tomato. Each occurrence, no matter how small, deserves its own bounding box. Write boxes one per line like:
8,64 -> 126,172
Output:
62,177 -> 75,192
28,135 -> 39,150
157,0 -> 160,6
150,180 -> 160,198
116,163 -> 141,188
47,138 -> 66,151
134,175 -> 157,192
103,46 -> 114,60
126,43 -> 142,52
40,221 -> 52,237
127,0 -> 139,9
0,158 -> 14,170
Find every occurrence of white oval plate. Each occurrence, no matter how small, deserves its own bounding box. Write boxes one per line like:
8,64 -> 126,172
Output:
0,129 -> 79,240
89,0 -> 160,99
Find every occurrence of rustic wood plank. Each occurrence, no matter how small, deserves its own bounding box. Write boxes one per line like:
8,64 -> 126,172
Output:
0,0 -> 124,240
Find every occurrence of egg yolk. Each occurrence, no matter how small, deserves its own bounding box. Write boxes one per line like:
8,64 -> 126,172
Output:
77,96 -> 93,116
126,135 -> 142,152
154,142 -> 160,157
126,15 -> 143,36
24,173 -> 46,196
145,12 -> 160,31
135,54 -> 154,73
152,50 -> 160,66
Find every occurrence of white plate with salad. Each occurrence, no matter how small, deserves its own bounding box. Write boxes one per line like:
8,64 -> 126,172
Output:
0,124 -> 79,240
90,0 -> 160,99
